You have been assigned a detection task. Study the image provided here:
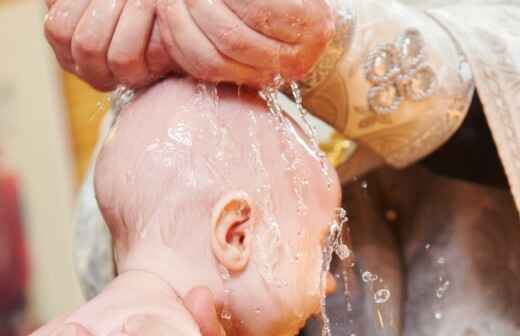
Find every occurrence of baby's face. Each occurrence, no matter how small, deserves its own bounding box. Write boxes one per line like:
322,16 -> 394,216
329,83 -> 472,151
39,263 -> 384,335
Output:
95,78 -> 341,336
226,123 -> 341,336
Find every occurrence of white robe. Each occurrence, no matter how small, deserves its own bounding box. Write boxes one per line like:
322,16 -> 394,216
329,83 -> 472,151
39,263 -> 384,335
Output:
403,0 -> 520,214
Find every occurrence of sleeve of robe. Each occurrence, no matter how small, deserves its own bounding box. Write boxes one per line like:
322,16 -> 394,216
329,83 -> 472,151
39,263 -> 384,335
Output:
305,0 -> 520,214
426,1 -> 520,216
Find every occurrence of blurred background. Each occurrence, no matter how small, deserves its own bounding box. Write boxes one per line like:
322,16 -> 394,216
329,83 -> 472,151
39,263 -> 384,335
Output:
0,1 -> 109,334
0,1 -> 353,335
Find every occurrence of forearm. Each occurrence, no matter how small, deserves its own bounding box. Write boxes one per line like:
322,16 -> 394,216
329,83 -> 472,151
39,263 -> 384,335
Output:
304,0 -> 474,168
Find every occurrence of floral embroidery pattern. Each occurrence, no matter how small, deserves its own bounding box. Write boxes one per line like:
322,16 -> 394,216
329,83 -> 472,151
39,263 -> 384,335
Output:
365,29 -> 437,115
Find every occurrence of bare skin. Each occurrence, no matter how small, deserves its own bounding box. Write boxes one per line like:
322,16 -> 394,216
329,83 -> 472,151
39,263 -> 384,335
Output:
31,78 -> 340,336
44,0 -> 334,90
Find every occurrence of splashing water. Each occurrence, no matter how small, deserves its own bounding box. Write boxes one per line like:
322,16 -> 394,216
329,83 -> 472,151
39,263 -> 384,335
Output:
374,289 -> 391,304
111,86 -> 135,120
290,81 -> 333,190
260,81 -> 353,336
362,271 -> 379,283
319,208 -> 352,336
436,280 -> 451,299
246,109 -> 284,287
320,225 -> 336,336
260,80 -> 309,217
109,79 -> 353,334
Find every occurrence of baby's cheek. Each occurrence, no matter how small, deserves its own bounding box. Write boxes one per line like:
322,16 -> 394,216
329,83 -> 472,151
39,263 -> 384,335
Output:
299,243 -> 323,317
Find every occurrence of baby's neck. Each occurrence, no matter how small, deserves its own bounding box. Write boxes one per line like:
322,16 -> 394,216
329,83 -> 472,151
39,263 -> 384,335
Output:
116,237 -> 225,305
75,270 -> 202,335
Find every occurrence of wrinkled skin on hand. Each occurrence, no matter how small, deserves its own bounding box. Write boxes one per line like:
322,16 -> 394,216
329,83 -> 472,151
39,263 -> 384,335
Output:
44,0 -> 334,91
30,286 -> 224,336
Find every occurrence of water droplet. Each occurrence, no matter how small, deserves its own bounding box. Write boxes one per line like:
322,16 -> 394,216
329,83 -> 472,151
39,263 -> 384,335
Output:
374,289 -> 391,304
437,257 -> 446,265
221,310 -> 232,320
434,312 -> 443,320
425,243 -> 431,250
436,280 -> 451,299
335,244 -> 351,260
361,181 -> 368,189
362,271 -> 378,283
219,265 -> 231,280
255,308 -> 261,314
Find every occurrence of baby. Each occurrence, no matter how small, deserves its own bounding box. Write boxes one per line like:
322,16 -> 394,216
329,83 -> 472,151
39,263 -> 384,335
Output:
32,78 -> 341,336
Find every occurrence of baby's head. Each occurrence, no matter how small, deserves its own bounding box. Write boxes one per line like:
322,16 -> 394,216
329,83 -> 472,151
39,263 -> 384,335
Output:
95,78 -> 341,335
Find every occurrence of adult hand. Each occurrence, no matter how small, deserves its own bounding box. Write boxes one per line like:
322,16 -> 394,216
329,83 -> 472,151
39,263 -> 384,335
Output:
31,287 -> 224,336
156,0 -> 335,86
44,0 -> 179,91
44,0 -> 334,90
183,287 -> 226,336
120,288 -> 225,336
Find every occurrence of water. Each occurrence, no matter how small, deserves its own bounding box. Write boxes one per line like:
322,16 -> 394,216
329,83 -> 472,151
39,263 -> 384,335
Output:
289,81 -> 333,190
219,264 -> 233,323
320,226 -> 336,336
108,79 -> 352,335
246,109 -> 283,287
319,209 -> 352,336
111,86 -> 135,119
221,310 -> 232,320
374,289 -> 391,304
362,271 -> 379,283
88,97 -> 110,123
436,280 -> 451,299
261,84 -> 308,217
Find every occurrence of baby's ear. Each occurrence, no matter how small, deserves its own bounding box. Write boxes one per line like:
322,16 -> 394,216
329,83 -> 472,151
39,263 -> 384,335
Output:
211,192 -> 254,273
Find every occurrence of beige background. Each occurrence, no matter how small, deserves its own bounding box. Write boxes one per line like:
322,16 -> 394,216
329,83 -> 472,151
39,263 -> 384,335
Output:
0,0 -> 84,321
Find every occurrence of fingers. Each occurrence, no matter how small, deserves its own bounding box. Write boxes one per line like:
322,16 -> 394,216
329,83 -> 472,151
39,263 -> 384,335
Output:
297,0 -> 335,45
44,0 -> 91,73
221,0 -> 311,43
186,0 -> 292,71
146,21 -> 181,78
221,0 -> 334,75
184,287 -> 226,336
157,0 -> 267,86
72,0 -> 127,91
108,0 -> 155,88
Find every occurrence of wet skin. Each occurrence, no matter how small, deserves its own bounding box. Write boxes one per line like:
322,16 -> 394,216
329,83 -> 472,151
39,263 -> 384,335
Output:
31,77 -> 341,336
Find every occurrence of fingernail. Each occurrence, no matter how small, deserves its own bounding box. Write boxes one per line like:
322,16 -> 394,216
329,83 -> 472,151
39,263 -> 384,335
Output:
54,324 -> 77,336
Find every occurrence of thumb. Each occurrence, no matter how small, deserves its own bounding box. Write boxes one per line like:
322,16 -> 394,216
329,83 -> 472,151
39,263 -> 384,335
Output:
184,287 -> 226,336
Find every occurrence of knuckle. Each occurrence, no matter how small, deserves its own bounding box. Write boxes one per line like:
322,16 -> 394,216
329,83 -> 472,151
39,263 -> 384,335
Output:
108,51 -> 140,73
72,34 -> 106,60
44,19 -> 71,47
